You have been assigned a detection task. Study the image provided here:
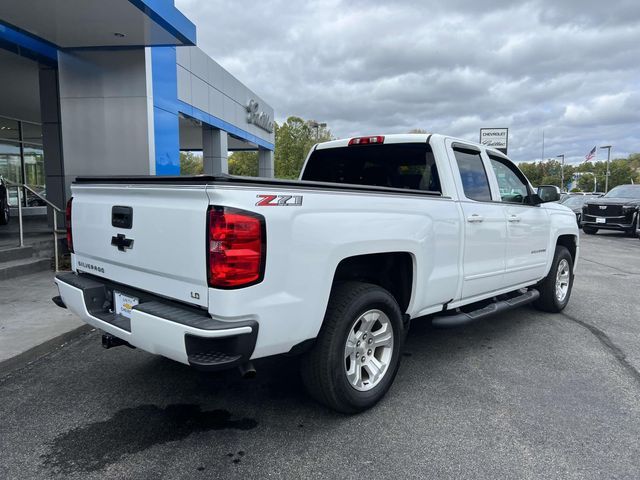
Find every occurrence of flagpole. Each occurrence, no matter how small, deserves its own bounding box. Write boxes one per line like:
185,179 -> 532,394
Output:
600,145 -> 612,193
541,129 -> 545,162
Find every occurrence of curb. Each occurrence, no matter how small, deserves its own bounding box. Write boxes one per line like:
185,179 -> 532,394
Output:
0,324 -> 94,379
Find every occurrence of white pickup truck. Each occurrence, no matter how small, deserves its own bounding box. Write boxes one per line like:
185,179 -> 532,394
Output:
54,133 -> 578,413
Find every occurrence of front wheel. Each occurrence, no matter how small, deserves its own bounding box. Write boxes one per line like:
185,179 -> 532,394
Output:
582,226 -> 598,235
534,245 -> 574,313
301,281 -> 404,413
625,218 -> 637,237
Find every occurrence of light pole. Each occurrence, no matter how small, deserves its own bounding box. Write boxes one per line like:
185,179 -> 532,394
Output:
600,145 -> 612,193
307,120 -> 327,140
557,154 -> 565,191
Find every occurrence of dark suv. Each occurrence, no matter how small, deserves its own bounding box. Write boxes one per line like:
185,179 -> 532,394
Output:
581,184 -> 640,236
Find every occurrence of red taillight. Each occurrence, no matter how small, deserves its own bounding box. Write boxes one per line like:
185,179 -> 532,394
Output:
348,136 -> 385,146
65,198 -> 73,253
207,206 -> 265,288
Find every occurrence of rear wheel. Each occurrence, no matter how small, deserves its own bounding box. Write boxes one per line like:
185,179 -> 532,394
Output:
582,226 -> 598,235
300,281 -> 404,413
534,245 -> 574,313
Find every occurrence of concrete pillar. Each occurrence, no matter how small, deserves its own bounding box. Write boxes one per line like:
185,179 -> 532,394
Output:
258,148 -> 274,178
58,49 -> 155,185
39,63 -> 66,226
202,126 -> 228,175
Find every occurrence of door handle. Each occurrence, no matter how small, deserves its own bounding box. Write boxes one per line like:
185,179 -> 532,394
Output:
508,215 -> 521,223
467,214 -> 484,223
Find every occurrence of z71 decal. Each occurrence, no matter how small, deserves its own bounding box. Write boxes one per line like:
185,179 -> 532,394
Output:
256,194 -> 303,206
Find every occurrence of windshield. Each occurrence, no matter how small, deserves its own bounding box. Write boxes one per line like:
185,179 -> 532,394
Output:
604,185 -> 640,199
562,196 -> 586,208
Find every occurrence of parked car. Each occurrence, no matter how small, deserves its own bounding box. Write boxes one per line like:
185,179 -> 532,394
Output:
53,133 -> 579,413
561,195 -> 589,227
581,184 -> 640,236
561,192 -> 604,203
27,187 -> 47,207
0,176 -> 10,226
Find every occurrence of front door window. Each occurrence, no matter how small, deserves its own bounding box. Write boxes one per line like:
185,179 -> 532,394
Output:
488,155 -> 530,204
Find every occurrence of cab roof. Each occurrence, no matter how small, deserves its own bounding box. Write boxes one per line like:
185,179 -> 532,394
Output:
315,133 -> 508,158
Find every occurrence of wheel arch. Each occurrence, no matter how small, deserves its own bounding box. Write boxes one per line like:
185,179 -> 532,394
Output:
556,234 -> 577,264
331,251 -> 415,314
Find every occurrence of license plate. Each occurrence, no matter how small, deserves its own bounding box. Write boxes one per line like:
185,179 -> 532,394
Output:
596,217 -> 606,224
114,291 -> 139,318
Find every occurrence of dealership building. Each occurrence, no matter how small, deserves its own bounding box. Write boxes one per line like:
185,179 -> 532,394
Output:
0,0 -> 275,219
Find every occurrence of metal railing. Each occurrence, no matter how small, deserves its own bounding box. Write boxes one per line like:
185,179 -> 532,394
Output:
4,179 -> 64,272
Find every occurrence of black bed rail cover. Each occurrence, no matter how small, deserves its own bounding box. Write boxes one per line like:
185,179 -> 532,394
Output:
73,174 -> 444,197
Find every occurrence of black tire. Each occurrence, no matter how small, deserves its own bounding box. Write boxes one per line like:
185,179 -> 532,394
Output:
300,281 -> 404,413
0,199 -> 9,226
534,245 -> 574,313
625,218 -> 637,237
582,226 -> 598,235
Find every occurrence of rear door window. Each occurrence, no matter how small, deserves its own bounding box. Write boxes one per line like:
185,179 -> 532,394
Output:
301,143 -> 441,193
453,147 -> 492,202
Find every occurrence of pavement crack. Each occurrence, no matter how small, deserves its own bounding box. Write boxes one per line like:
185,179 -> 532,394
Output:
561,312 -> 640,386
580,257 -> 639,276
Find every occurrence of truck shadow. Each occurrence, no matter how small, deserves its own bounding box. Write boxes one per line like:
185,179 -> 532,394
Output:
129,306 -> 538,412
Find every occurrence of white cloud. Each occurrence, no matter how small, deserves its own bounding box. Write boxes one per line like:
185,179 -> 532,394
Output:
176,0 -> 640,162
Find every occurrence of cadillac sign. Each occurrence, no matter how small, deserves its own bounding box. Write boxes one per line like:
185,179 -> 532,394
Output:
479,128 -> 508,154
246,99 -> 274,133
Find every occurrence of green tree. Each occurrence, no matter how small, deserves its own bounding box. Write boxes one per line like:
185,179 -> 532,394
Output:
575,172 -> 598,192
518,159 -> 575,190
519,162 -> 542,186
228,151 -> 258,176
518,153 -> 640,193
180,151 -> 203,175
274,117 -> 332,179
225,117 -> 333,178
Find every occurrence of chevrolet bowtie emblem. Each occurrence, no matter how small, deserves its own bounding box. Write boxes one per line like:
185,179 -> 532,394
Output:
111,233 -> 134,251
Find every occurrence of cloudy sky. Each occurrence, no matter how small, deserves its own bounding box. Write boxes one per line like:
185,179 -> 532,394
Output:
176,0 -> 639,164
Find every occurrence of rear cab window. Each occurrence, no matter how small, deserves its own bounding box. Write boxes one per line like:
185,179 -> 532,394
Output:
301,143 -> 442,193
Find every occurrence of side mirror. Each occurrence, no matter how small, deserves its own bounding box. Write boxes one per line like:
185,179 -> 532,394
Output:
536,185 -> 561,203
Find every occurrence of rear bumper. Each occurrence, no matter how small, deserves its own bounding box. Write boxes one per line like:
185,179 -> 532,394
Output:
54,272 -> 258,370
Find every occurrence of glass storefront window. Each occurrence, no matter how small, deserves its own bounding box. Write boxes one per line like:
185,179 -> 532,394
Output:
0,118 -> 20,141
0,116 -> 46,207
22,123 -> 43,145
24,145 -> 45,206
0,141 -> 23,206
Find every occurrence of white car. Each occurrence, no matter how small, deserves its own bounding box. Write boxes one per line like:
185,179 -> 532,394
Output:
54,133 -> 578,412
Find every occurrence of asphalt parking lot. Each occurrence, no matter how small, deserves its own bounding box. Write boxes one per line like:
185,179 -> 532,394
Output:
1,231 -> 639,479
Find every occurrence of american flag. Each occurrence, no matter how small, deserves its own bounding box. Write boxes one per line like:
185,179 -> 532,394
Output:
584,146 -> 596,162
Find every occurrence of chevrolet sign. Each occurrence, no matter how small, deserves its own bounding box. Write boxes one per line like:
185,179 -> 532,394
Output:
246,99 -> 274,133
480,128 -> 509,154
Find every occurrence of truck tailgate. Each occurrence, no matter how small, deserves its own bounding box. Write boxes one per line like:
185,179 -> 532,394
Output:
70,184 -> 210,307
